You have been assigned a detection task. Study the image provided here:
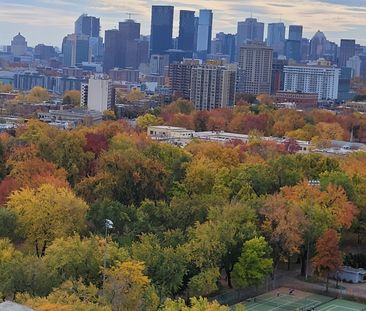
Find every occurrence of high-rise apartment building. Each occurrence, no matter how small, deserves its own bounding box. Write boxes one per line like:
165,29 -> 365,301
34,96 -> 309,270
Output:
238,44 -> 273,95
75,14 -> 100,37
267,23 -> 286,56
11,33 -> 27,57
196,9 -> 213,57
178,10 -> 195,52
168,59 -> 200,99
87,75 -> 113,112
339,39 -> 356,67
150,6 -> 174,55
190,63 -> 237,111
283,64 -> 340,100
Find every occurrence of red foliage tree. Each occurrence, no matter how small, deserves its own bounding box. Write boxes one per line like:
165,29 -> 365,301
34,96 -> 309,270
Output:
312,229 -> 343,292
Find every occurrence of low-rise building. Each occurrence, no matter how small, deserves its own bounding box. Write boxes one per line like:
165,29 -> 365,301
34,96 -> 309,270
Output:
147,126 -> 194,140
38,108 -> 103,128
274,91 -> 318,110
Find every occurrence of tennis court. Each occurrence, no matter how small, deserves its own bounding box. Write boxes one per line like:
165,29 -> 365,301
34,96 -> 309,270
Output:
233,287 -> 366,311
316,299 -> 366,311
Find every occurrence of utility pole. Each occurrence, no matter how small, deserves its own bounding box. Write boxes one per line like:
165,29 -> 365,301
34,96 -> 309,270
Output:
102,219 -> 114,296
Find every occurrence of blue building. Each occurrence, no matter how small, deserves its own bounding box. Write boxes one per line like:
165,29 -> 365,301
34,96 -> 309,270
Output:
178,10 -> 195,52
196,9 -> 213,59
150,6 -> 174,55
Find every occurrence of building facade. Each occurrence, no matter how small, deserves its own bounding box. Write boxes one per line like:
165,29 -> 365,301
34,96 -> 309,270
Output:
238,44 -> 273,95
178,10 -> 195,52
339,39 -> 356,68
11,33 -> 27,57
196,9 -> 213,58
283,65 -> 340,100
87,75 -> 113,112
150,6 -> 174,55
267,23 -> 285,56
168,59 -> 200,99
190,64 -> 237,111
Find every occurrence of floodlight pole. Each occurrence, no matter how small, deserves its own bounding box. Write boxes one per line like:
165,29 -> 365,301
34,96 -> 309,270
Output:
306,180 -> 320,281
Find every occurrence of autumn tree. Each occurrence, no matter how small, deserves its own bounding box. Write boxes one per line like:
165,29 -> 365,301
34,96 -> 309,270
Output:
160,297 -> 234,311
63,90 -> 81,107
44,235 -> 128,285
16,87 -> 50,103
6,184 -> 89,257
312,229 -> 343,292
261,194 -> 305,271
104,261 -> 159,311
126,88 -> 145,102
136,113 -> 163,130
18,279 -> 111,311
0,83 -> 13,93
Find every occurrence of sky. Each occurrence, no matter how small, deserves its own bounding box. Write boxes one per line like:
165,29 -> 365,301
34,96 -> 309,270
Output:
1,0 -> 366,48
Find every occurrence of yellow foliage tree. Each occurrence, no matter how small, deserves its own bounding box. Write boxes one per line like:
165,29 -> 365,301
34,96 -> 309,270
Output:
104,261 -> 159,311
17,279 -> 111,311
126,88 -> 145,102
63,90 -> 81,107
6,184 -> 89,257
136,113 -> 163,130
0,83 -> 13,93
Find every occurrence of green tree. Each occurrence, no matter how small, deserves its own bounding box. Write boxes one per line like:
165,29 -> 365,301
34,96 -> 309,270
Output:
233,237 -> 273,288
131,234 -> 189,299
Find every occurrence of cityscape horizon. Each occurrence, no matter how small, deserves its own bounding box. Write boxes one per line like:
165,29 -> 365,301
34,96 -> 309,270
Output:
1,0 -> 366,47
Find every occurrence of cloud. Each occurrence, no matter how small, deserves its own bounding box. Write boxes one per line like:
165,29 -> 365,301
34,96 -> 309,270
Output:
0,0 -> 366,46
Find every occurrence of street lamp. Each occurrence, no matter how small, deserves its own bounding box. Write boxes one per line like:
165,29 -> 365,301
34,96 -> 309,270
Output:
305,180 -> 320,281
102,219 -> 114,296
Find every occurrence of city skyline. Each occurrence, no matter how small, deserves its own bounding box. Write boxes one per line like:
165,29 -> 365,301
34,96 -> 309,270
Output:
1,0 -> 366,47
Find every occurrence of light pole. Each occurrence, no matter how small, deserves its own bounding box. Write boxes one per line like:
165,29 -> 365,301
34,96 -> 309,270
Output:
306,180 -> 320,281
102,219 -> 114,296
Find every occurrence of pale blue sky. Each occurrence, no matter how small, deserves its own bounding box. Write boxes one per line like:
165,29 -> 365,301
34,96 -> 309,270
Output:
1,0 -> 366,47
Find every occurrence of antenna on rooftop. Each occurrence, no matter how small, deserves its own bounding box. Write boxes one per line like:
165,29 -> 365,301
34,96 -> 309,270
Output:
126,12 -> 137,20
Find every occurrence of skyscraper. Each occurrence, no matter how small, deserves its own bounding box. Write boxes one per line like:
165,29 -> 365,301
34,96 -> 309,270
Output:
62,34 -> 90,67
178,10 -> 195,52
11,33 -> 27,56
288,25 -> 303,41
196,9 -> 213,57
237,18 -> 264,60
267,23 -> 285,56
211,32 -> 236,63
104,29 -> 122,72
104,19 -> 145,72
75,14 -> 100,37
310,31 -> 327,60
150,6 -> 174,55
238,44 -> 273,95
339,39 -> 356,67
285,25 -> 303,62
